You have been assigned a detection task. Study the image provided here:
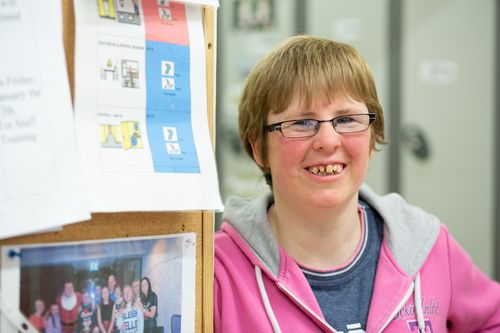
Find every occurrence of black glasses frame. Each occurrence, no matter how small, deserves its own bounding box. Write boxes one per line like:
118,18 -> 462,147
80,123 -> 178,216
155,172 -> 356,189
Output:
265,113 -> 376,138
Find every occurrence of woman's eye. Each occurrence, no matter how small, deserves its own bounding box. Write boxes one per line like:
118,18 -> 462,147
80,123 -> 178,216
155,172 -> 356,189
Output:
291,119 -> 316,128
336,116 -> 356,124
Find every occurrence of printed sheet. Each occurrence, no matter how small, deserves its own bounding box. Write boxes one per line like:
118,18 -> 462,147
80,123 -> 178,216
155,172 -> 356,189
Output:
0,0 -> 90,238
74,0 -> 223,211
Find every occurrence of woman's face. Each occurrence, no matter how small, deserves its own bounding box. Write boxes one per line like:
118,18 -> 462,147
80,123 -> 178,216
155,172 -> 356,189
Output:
141,279 -> 149,295
50,304 -> 59,315
101,287 -> 109,301
124,286 -> 133,302
107,275 -> 116,290
115,286 -> 122,298
256,92 -> 372,213
35,300 -> 45,314
132,280 -> 140,296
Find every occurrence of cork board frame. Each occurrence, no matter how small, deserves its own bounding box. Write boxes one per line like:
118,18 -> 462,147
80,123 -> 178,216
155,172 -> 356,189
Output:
0,1 -> 217,333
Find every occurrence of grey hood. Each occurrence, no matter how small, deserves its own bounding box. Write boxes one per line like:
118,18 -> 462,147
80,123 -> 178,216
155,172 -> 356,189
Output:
222,183 -> 441,278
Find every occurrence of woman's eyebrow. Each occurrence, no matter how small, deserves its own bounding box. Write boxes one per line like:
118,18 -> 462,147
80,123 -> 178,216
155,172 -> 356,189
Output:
299,109 -> 358,118
334,109 -> 353,116
294,103 -> 363,118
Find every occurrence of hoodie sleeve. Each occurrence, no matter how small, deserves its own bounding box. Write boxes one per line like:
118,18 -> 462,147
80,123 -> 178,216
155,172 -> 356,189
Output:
447,232 -> 500,332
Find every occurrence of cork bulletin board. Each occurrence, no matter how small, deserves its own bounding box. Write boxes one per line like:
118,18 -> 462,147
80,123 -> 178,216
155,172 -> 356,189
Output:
0,1 -> 217,332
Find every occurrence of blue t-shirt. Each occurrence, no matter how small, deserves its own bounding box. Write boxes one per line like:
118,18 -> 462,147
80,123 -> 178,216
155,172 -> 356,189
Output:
301,200 -> 384,332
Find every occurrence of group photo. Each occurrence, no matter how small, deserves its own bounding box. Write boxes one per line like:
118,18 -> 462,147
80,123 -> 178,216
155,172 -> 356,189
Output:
9,234 -> 196,333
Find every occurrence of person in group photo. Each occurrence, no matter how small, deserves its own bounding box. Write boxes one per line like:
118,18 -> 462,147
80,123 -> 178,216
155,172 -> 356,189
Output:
56,280 -> 82,333
214,35 -> 500,332
28,298 -> 46,333
77,290 -> 97,333
44,304 -> 62,333
107,274 -> 118,303
93,284 -> 102,308
97,286 -> 114,333
130,279 -> 144,311
115,285 -> 144,333
113,285 -> 122,311
140,277 -> 158,333
110,285 -> 123,333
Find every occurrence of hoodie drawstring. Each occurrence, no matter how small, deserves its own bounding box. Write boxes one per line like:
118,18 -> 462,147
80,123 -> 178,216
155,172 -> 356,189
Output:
255,266 -> 282,333
256,266 -> 426,333
413,273 -> 426,333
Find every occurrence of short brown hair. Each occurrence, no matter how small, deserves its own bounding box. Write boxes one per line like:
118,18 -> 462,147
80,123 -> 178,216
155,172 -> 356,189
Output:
238,35 -> 386,187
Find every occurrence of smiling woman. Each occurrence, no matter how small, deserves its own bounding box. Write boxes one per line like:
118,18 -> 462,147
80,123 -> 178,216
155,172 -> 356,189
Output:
214,35 -> 500,333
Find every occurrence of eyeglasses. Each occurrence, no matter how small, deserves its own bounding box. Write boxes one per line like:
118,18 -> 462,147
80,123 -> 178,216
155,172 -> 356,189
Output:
265,113 -> 376,138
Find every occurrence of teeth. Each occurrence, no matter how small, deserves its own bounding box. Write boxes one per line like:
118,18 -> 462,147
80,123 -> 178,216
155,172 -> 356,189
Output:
308,164 -> 343,176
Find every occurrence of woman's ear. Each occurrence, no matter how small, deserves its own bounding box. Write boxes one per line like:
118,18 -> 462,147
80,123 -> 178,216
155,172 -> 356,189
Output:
250,139 -> 265,168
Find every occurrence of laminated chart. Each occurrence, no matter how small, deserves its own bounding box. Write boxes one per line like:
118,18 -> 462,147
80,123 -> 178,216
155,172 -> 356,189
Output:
0,0 -> 90,238
74,0 -> 223,211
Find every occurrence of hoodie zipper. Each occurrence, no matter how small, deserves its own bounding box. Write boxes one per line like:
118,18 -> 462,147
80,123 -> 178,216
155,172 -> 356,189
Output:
273,277 -> 417,333
377,282 -> 415,332
277,281 -> 337,332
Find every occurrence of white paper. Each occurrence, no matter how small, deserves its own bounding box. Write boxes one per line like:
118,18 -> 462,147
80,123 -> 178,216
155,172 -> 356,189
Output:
1,233 -> 196,333
0,0 -> 90,238
74,0 -> 223,212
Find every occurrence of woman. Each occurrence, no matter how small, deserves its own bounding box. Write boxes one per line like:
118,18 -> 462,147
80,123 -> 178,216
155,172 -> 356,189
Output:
44,304 -> 62,333
130,279 -> 143,310
214,35 -> 500,332
115,285 -> 143,333
107,274 -> 117,302
140,277 -> 158,333
97,286 -> 114,333
109,285 -> 122,333
28,299 -> 45,333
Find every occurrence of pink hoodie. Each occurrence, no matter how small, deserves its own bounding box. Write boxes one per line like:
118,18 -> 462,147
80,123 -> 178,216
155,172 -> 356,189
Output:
214,185 -> 500,332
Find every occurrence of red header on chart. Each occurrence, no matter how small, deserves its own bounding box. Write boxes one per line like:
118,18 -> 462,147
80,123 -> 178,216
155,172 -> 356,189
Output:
143,0 -> 189,45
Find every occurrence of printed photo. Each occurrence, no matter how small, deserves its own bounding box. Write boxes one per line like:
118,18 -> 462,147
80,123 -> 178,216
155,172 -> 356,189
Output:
1,233 -> 196,333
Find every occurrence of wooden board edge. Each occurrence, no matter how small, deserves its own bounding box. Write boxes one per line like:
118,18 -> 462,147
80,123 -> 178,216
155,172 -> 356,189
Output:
202,6 -> 217,333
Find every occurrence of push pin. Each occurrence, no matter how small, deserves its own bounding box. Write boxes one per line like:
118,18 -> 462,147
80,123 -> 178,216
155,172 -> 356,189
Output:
8,249 -> 22,258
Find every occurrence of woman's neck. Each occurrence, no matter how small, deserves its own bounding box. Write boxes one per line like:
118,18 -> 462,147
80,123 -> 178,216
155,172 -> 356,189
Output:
269,197 -> 361,270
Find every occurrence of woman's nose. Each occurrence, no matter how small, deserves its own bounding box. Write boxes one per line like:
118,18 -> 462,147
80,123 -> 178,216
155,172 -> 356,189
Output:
311,121 -> 341,151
